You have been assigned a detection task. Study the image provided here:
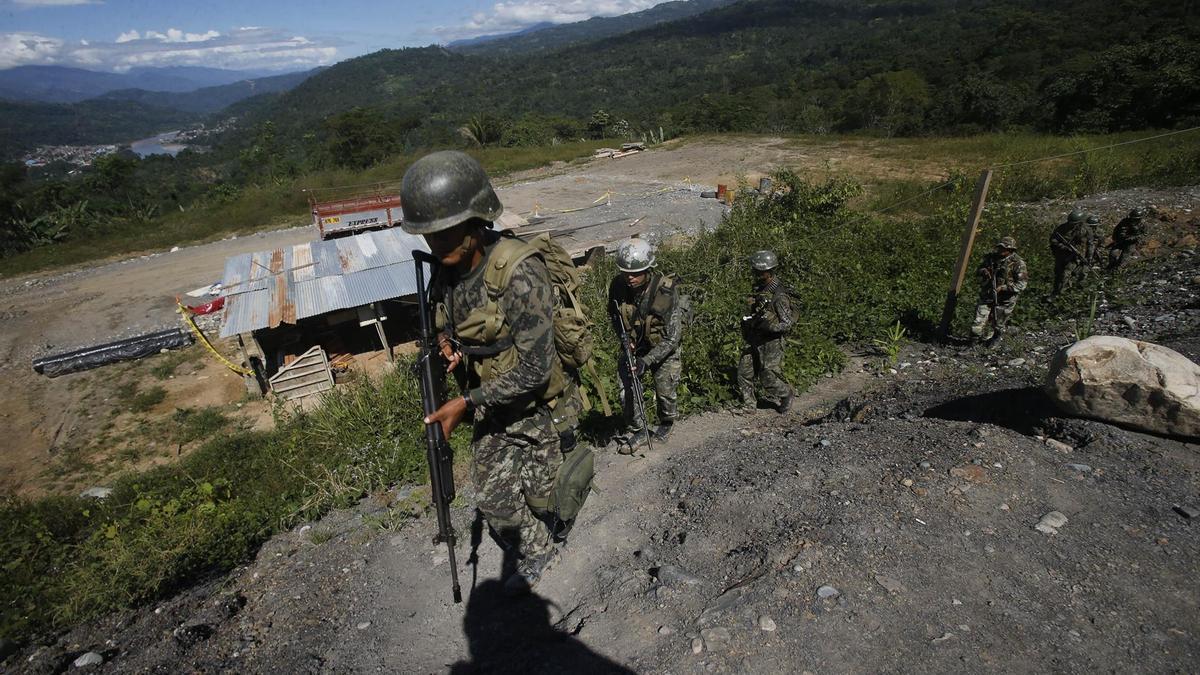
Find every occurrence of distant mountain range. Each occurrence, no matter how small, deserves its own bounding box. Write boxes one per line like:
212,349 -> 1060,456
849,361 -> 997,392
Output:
95,69 -> 320,114
0,65 -> 293,104
450,0 -> 737,54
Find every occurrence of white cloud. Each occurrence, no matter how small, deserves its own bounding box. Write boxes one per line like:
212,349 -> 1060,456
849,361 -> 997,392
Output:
442,0 -> 666,39
0,26 -> 338,72
0,32 -> 63,68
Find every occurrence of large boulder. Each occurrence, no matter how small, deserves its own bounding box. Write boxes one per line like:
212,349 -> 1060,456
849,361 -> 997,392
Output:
1045,335 -> 1200,439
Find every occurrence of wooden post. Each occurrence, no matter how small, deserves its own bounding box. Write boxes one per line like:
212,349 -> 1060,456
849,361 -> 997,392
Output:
938,169 -> 993,338
373,304 -> 394,363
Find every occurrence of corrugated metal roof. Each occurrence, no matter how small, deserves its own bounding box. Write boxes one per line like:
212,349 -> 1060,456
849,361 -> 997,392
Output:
219,228 -> 430,337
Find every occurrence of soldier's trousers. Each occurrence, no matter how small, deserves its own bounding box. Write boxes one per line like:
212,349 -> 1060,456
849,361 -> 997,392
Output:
1052,255 -> 1082,294
970,295 -> 1019,339
471,408 -> 563,560
738,337 -> 790,406
619,349 -> 680,430
1109,243 -> 1136,269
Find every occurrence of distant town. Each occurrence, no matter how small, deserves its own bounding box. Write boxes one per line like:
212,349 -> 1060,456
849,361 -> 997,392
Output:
21,119 -> 234,168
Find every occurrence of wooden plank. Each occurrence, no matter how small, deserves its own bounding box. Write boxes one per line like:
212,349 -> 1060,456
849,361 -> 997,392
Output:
938,169 -> 993,338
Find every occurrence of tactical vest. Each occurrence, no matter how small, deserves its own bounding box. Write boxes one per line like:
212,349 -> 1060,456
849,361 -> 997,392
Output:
441,232 -> 595,413
615,272 -> 678,351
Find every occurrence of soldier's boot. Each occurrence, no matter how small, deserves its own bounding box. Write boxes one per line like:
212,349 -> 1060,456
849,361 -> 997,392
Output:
652,421 -> 674,441
984,332 -> 1003,348
775,392 -> 793,414
503,548 -> 559,597
621,428 -> 650,454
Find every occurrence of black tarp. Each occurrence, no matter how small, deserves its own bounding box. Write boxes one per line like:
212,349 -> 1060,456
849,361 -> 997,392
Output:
32,328 -> 193,378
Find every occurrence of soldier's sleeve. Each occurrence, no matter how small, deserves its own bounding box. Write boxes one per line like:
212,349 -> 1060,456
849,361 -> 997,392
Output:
764,290 -> 794,333
607,276 -> 623,335
642,286 -> 683,368
1011,258 -> 1029,293
469,256 -> 555,408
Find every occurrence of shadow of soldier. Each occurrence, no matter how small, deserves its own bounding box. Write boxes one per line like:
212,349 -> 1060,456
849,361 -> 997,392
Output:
450,512 -> 634,675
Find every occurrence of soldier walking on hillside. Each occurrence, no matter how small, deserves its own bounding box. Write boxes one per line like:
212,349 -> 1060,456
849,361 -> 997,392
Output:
402,151 -> 575,595
1050,209 -> 1089,296
970,237 -> 1028,347
608,239 -> 685,451
738,250 -> 794,413
1109,207 -> 1149,269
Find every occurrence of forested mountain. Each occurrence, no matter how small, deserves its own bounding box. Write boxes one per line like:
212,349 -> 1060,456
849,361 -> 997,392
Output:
0,65 -> 284,104
0,99 -> 197,158
451,0 -> 738,54
95,69 -> 319,114
238,0 -> 1199,164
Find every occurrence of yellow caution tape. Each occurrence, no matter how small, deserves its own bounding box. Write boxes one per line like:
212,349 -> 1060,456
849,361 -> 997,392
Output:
176,302 -> 253,376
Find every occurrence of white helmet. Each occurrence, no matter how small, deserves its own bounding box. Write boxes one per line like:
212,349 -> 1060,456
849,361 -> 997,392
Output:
616,239 -> 655,273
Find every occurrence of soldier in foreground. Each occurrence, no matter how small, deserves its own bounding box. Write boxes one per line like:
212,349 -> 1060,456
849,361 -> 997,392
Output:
608,239 -> 685,451
970,237 -> 1028,347
402,151 -> 571,595
1109,207 -> 1149,269
1050,209 -> 1088,296
738,250 -> 794,413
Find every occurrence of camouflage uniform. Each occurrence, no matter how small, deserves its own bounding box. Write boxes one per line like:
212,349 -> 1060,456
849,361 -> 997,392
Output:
970,250 -> 1028,340
1050,219 -> 1088,295
609,270 -> 684,430
1085,217 -> 1105,264
1109,215 -> 1148,269
738,278 -> 794,407
438,231 -> 564,561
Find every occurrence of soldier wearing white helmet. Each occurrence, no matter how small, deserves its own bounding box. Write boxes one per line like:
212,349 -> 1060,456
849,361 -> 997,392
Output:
608,239 -> 687,450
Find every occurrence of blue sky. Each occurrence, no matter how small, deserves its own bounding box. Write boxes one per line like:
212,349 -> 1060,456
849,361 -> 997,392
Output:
0,0 -> 668,71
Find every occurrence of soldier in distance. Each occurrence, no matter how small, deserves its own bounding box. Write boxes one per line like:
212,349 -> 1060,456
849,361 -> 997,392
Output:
970,237 -> 1028,348
608,239 -> 686,450
401,150 -> 575,596
738,250 -> 795,413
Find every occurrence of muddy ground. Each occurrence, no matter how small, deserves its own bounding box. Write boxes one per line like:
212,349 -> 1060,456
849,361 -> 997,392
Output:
12,235 -> 1199,673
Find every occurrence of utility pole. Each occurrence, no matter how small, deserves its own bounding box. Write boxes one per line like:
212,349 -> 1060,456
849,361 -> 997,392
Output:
938,169 -> 993,339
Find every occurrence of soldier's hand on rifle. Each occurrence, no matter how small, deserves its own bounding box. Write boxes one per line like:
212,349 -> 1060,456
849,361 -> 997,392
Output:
437,332 -> 462,373
632,356 -> 646,376
425,395 -> 468,438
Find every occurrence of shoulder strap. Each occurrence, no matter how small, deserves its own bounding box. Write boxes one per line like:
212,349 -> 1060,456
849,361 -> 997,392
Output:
483,234 -> 541,300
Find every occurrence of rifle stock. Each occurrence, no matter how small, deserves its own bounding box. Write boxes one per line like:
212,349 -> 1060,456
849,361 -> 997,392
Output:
412,250 -> 462,604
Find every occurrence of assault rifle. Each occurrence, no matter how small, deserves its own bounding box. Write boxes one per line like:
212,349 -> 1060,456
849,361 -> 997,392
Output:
412,250 -> 462,604
611,300 -> 653,454
1052,231 -> 1086,263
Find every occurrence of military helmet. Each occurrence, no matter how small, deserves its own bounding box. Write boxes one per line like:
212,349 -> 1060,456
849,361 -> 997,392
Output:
1086,214 -> 1100,224
616,239 -> 655,273
1129,207 -> 1146,219
749,250 -> 778,271
996,236 -> 1018,251
1067,210 -> 1085,223
399,151 -> 503,235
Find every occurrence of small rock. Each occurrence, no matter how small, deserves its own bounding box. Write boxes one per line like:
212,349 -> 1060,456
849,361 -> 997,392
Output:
170,246 -> 181,253
758,615 -> 777,632
356,621 -> 371,630
952,598 -> 962,606
1035,511 -> 1068,534
901,478 -> 913,487
1123,316 -> 1138,330
173,623 -> 214,647
1065,463 -> 1092,473
691,637 -> 704,654
700,627 -> 731,651
819,439 -> 831,447
1045,438 -> 1074,453
817,585 -> 840,599
73,652 -> 104,668
931,632 -> 955,644
1174,505 -> 1199,519
874,575 -> 905,595
79,487 -> 113,499
655,565 -> 705,587
918,461 -> 931,469
658,625 -> 674,636
1007,358 -> 1026,367
949,465 -> 988,483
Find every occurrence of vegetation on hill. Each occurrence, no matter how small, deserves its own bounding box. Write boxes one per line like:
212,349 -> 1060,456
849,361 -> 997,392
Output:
95,69 -> 318,115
